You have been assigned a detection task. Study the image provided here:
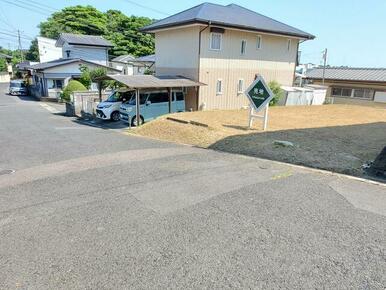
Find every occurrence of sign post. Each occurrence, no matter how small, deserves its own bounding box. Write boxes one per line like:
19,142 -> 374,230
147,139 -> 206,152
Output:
245,75 -> 274,130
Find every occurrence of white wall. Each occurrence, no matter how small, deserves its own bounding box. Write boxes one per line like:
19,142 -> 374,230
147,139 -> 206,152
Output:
62,43 -> 108,66
374,91 -> 386,103
0,73 -> 10,83
37,37 -> 62,63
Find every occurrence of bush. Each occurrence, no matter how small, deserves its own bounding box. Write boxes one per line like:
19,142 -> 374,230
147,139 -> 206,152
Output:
268,80 -> 284,106
61,80 -> 87,102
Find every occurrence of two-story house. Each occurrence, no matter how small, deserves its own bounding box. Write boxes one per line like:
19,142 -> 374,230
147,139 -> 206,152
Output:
29,33 -> 120,99
142,3 -> 314,110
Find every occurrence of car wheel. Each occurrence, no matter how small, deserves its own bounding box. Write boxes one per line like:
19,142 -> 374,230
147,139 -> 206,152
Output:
131,115 -> 144,127
111,111 -> 120,122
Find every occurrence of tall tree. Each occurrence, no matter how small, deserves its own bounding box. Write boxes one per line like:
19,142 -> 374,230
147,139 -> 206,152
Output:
105,10 -> 154,57
39,5 -> 107,39
25,39 -> 39,62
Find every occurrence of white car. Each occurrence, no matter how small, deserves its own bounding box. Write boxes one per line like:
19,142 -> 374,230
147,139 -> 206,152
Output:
96,90 -> 134,121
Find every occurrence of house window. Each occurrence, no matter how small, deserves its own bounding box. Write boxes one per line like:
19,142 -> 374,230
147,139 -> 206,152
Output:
47,79 -> 63,89
331,87 -> 352,97
256,35 -> 262,49
210,33 -> 222,50
216,79 -> 223,95
241,40 -> 247,55
353,89 -> 374,99
287,39 -> 291,51
237,79 -> 244,94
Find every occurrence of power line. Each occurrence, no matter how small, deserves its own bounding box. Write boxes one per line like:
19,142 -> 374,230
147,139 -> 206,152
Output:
0,5 -> 17,31
0,0 -> 49,16
26,0 -> 57,12
120,0 -> 169,16
0,31 -> 33,41
15,0 -> 56,14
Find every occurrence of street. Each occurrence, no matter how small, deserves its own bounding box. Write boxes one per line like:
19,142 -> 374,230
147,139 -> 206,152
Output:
0,83 -> 385,289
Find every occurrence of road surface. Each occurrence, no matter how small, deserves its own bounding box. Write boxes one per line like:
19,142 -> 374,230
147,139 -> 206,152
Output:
0,83 -> 385,289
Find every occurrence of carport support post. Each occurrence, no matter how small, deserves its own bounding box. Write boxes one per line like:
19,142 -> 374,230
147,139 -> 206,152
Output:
168,87 -> 172,113
98,81 -> 102,102
135,88 -> 140,126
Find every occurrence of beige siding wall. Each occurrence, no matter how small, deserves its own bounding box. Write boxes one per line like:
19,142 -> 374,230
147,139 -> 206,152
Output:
155,25 -> 299,110
155,26 -> 200,80
198,29 -> 298,110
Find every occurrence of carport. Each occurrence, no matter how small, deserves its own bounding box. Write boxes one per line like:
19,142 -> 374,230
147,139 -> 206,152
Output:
102,75 -> 205,126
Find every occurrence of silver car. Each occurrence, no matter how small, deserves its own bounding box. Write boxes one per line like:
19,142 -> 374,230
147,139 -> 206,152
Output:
9,80 -> 28,96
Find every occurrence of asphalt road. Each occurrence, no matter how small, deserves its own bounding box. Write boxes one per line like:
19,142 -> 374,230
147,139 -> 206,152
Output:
0,83 -> 385,289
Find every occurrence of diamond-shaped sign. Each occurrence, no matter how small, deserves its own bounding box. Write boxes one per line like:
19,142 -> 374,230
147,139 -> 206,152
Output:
245,75 -> 274,112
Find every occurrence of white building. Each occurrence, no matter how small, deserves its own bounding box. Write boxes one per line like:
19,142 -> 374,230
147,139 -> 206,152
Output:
37,37 -> 62,63
29,33 -> 119,99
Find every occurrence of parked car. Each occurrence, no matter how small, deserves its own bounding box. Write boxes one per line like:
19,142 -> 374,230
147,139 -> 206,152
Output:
120,90 -> 185,126
96,89 -> 134,121
9,80 -> 27,96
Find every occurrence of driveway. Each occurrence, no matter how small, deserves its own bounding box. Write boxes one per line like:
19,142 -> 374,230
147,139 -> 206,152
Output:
0,83 -> 385,289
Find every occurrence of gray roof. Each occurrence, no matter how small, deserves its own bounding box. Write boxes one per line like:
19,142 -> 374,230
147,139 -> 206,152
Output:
305,67 -> 386,83
134,54 -> 156,63
56,33 -> 113,48
112,55 -> 136,63
28,58 -> 120,72
0,52 -> 12,59
141,3 -> 314,39
104,75 -> 205,88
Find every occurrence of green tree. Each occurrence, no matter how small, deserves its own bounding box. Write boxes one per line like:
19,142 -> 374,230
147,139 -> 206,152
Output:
25,39 -> 40,62
38,6 -> 154,58
39,6 -> 107,39
105,10 -> 154,57
62,80 -> 87,102
0,58 -> 7,72
78,65 -> 92,89
268,81 -> 284,106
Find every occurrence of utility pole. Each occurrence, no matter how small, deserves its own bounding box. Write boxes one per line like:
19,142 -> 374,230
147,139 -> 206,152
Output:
322,48 -> 327,85
17,29 -> 24,62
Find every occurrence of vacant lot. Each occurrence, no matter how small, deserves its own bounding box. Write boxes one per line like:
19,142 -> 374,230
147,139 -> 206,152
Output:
133,104 -> 386,176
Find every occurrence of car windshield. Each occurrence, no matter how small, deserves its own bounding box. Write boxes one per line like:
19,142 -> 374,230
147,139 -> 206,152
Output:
106,92 -> 120,102
11,82 -> 25,88
126,94 -> 148,105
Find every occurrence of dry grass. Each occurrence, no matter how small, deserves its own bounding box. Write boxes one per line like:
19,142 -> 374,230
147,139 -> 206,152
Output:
133,104 -> 386,176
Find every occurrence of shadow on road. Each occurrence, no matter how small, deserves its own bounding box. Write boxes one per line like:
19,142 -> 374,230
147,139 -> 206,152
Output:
72,117 -> 129,130
14,94 -> 39,102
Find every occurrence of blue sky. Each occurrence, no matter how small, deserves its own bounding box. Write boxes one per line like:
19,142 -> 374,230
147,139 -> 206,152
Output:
0,0 -> 385,67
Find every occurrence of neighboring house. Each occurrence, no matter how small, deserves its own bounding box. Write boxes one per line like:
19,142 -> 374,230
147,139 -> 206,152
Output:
141,3 -> 314,111
37,37 -> 62,63
110,54 -> 155,75
29,58 -> 119,99
294,63 -> 317,86
132,54 -> 155,74
28,33 -> 119,99
305,67 -> 386,104
56,33 -> 113,66
110,55 -> 136,75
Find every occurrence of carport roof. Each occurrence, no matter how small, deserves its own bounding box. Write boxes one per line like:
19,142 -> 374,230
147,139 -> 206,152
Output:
104,75 -> 206,88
